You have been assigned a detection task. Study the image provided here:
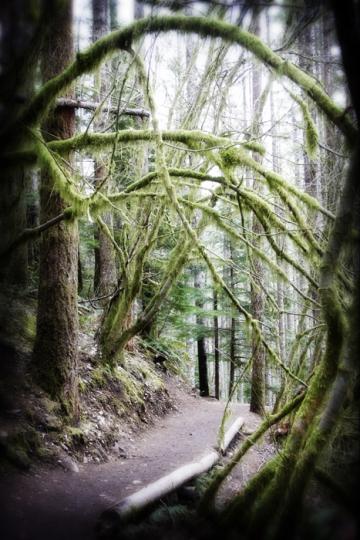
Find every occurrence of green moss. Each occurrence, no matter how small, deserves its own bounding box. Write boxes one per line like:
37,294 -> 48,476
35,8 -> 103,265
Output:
242,140 -> 266,155
114,365 -> 144,405
132,358 -> 164,390
0,291 -> 37,354
66,425 -> 86,444
89,357 -> 164,406
78,378 -> 87,393
14,15 -> 354,146
287,91 -> 318,159
90,366 -> 108,387
1,427 -> 43,470
32,129 -> 89,213
41,396 -> 60,414
219,143 -> 334,221
219,146 -> 243,169
24,311 -> 36,341
180,198 -> 289,284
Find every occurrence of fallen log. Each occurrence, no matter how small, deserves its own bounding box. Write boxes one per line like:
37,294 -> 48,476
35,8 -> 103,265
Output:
220,416 -> 244,454
97,415 -> 244,537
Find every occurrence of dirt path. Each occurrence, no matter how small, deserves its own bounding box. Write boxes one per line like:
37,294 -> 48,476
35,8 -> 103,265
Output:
0,395 -> 270,540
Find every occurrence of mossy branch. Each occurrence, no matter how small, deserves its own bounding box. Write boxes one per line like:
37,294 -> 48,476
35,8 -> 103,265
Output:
242,286 -> 346,538
96,215 -> 127,275
6,129 -> 336,223
289,91 -> 319,160
246,198 -> 319,289
220,456 -> 280,527
11,15 -> 355,145
199,391 -> 305,513
260,149 -> 360,539
179,197 -> 316,303
5,130 -> 258,166
133,50 -> 308,389
51,129 -> 254,156
219,145 -> 334,220
31,129 -> 87,214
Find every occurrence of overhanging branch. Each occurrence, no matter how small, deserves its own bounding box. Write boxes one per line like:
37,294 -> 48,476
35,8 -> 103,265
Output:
56,98 -> 150,118
5,15 -> 355,146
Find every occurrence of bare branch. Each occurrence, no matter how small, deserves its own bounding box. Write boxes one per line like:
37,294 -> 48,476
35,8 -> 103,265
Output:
0,211 -> 68,259
56,97 -> 150,118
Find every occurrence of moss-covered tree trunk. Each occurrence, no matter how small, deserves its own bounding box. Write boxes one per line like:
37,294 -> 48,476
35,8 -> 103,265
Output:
32,0 -> 79,418
249,16 -> 265,415
249,278 -> 265,414
213,287 -> 220,399
228,317 -> 236,398
102,233 -> 194,363
92,0 -> 117,299
299,24 -> 319,197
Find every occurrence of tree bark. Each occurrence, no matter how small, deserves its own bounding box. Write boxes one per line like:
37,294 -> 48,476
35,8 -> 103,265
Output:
249,281 -> 265,414
194,267 -> 209,397
92,0 -> 117,299
229,316 -> 236,398
213,288 -> 220,400
299,24 -> 319,202
228,246 -> 237,399
0,0 -> 44,286
249,15 -> 265,415
32,0 -> 79,418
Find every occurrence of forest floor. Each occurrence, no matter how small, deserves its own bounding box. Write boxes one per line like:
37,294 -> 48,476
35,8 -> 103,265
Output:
0,380 -> 276,540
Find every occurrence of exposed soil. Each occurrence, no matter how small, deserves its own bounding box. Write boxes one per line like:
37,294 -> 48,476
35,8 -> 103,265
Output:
0,383 -> 275,540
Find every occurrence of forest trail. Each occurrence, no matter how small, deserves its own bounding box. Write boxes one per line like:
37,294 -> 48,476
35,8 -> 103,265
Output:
0,393 -> 267,540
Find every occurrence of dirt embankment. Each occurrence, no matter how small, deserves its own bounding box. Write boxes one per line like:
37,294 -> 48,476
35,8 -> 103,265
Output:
0,298 -> 177,471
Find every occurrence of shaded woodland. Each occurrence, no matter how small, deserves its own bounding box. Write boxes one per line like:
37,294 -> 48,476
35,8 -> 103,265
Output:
0,0 -> 359,539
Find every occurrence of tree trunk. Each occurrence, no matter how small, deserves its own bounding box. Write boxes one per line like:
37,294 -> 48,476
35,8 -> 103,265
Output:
134,0 -> 145,19
228,249 -> 236,399
92,0 -> 117,299
249,16 -> 265,415
321,11 -> 340,211
197,338 -> 209,397
213,288 -> 220,400
26,171 -> 40,270
299,24 -> 319,203
101,233 -> 192,363
228,317 -> 236,398
249,282 -> 265,414
0,0 -> 43,286
0,167 -> 28,286
78,246 -> 83,294
32,0 -> 79,418
194,267 -> 209,397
